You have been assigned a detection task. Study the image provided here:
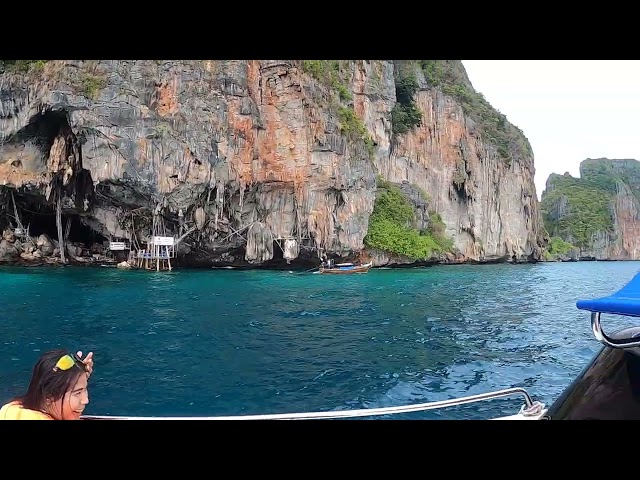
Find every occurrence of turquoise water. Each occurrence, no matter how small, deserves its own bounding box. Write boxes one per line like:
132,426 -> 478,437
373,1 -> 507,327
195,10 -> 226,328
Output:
1,261 -> 639,419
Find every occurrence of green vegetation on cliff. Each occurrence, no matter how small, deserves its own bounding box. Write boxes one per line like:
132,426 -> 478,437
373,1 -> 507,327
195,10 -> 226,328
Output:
418,60 -> 531,164
336,106 -> 375,158
542,159 -> 640,251
301,60 -> 352,102
364,178 -> 453,260
391,72 -> 422,135
300,60 -> 530,165
580,158 -> 640,204
541,172 -> 615,248
1,60 -> 47,74
548,236 -> 575,255
80,73 -> 107,100
301,60 -> 375,158
542,236 -> 576,260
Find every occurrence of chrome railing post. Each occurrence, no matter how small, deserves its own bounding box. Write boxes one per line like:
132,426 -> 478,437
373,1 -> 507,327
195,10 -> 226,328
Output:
591,311 -> 640,349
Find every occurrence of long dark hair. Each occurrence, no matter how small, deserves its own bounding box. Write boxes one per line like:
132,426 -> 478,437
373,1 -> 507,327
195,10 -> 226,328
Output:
16,349 -> 88,418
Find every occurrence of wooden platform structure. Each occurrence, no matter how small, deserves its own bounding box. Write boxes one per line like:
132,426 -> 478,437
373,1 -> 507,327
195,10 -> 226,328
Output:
129,212 -> 176,271
135,235 -> 175,271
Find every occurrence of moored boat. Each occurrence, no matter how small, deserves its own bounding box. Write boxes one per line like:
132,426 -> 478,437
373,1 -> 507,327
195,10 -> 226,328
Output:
319,261 -> 372,274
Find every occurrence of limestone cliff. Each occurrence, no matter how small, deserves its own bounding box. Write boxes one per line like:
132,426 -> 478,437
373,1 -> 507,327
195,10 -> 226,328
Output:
541,158 -> 640,260
0,60 -> 545,267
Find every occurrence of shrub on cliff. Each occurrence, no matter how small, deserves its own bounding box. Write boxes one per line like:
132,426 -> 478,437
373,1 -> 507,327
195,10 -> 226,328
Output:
301,60 -> 375,158
1,60 -> 47,74
364,179 -> 452,260
391,73 -> 422,135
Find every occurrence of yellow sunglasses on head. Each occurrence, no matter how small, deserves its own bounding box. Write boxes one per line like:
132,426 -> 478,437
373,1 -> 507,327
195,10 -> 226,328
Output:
53,353 -> 83,372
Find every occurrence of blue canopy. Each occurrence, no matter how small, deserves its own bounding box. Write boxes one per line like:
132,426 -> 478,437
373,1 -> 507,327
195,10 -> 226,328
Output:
576,271 -> 640,317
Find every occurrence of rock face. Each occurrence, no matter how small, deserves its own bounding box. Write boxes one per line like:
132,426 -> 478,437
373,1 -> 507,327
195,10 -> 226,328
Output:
542,158 -> 640,260
0,60 -> 545,267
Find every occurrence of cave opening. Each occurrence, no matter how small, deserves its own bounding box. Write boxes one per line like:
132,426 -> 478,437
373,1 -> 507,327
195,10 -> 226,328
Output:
12,109 -> 71,156
7,194 -> 107,248
271,241 -> 284,261
452,181 -> 466,201
256,240 -> 316,270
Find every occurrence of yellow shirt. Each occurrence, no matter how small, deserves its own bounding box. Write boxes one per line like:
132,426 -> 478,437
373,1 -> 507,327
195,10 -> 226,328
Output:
0,401 -> 53,420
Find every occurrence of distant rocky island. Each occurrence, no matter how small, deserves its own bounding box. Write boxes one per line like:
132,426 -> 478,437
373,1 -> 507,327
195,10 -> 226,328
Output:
541,158 -> 640,261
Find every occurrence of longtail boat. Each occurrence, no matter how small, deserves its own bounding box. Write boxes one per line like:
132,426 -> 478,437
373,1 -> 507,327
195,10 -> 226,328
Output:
319,261 -> 372,274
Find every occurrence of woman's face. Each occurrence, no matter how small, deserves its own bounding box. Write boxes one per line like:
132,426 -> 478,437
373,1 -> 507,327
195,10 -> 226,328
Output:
50,373 -> 90,420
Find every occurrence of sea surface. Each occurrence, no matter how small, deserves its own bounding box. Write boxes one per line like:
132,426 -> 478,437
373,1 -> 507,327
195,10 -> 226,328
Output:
1,261 -> 638,419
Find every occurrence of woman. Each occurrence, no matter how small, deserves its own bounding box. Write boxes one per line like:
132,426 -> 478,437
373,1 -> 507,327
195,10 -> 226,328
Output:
0,349 -> 94,420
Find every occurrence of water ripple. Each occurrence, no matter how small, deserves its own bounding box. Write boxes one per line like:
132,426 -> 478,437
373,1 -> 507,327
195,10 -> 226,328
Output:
1,261 -> 639,418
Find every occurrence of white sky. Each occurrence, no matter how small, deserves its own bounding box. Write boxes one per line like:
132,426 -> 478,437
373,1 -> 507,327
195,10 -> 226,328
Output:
461,60 -> 640,199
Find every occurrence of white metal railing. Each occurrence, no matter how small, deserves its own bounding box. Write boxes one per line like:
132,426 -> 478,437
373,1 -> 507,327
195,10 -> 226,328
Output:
81,387 -> 545,420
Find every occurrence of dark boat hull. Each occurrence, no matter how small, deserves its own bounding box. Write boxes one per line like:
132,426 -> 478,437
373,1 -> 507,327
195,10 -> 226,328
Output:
544,326 -> 640,419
